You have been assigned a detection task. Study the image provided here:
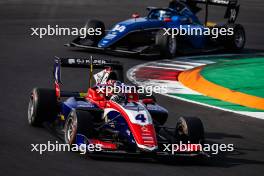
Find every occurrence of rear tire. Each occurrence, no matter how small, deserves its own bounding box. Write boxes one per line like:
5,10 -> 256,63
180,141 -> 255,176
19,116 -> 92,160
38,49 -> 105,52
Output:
155,29 -> 177,58
175,116 -> 204,144
84,19 -> 105,46
27,88 -> 57,127
64,110 -> 95,145
223,24 -> 246,51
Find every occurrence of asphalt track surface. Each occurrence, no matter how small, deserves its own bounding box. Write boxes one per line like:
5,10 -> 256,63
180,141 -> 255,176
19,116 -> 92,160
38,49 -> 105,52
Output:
1,0 -> 264,176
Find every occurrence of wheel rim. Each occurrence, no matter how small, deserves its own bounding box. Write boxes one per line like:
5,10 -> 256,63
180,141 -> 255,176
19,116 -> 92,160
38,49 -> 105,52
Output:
168,37 -> 176,55
234,29 -> 245,48
65,115 -> 77,144
67,119 -> 74,141
27,95 -> 34,123
177,120 -> 188,136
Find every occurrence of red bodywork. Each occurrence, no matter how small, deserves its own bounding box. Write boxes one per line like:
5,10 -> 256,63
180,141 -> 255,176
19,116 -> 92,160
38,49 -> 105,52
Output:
85,87 -> 158,151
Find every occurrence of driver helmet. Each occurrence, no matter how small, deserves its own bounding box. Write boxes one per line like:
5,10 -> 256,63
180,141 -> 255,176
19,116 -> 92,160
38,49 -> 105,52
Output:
169,0 -> 184,11
106,71 -> 118,85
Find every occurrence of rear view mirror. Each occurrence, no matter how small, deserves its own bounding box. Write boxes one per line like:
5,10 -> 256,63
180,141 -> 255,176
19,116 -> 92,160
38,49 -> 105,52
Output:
132,13 -> 140,19
142,98 -> 155,105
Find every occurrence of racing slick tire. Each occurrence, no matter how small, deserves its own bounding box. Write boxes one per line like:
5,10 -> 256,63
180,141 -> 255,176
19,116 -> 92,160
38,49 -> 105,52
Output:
223,24 -> 246,50
155,29 -> 177,58
27,88 -> 58,127
84,19 -> 105,46
175,116 -> 204,144
64,110 -> 95,145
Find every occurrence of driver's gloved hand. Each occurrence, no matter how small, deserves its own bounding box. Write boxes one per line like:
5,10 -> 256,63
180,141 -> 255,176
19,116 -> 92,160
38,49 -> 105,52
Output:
110,94 -> 125,103
110,95 -> 121,103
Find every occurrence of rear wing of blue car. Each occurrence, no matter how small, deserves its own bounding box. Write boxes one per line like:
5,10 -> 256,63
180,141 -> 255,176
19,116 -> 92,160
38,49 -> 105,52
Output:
53,56 -> 123,97
181,0 -> 240,24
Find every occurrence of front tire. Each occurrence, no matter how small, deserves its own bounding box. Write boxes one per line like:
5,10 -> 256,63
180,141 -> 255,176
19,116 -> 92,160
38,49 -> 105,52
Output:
64,110 -> 95,145
155,29 -> 177,58
223,24 -> 246,51
27,88 -> 57,127
175,116 -> 204,144
84,19 -> 105,46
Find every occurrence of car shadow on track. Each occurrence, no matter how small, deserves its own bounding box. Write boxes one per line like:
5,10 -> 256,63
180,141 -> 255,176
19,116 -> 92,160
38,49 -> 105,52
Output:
205,132 -> 243,140
94,131 -> 263,168
43,118 -> 264,168
78,149 -> 264,168
199,132 -> 264,168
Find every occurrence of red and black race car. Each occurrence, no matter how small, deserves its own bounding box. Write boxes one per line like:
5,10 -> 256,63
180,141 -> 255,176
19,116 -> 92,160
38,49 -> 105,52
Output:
28,57 -> 207,158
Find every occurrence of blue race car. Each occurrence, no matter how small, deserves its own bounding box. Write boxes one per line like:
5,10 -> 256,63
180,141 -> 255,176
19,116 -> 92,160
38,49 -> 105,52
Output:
66,0 -> 245,58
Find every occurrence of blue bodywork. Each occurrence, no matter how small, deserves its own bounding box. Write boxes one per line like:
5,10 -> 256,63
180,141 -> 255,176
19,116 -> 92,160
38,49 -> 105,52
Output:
60,97 -> 168,149
98,7 -> 207,49
61,97 -> 97,118
60,97 -> 136,147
